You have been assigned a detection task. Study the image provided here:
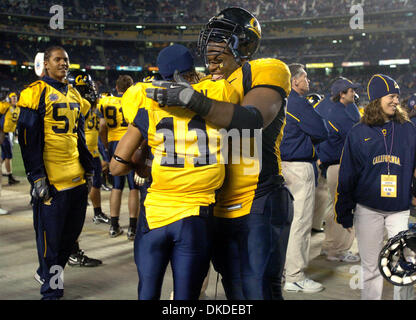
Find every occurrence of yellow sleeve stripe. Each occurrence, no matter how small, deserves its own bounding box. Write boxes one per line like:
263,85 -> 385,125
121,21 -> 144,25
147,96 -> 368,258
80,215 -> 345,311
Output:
333,148 -> 344,221
287,112 -> 300,122
43,231 -> 47,258
328,121 -> 339,132
313,100 -> 322,109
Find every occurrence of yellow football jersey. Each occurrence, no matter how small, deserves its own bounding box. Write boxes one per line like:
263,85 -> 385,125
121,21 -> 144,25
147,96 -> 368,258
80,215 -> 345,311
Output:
0,101 -> 10,115
82,98 -> 100,157
98,95 -> 128,142
214,58 -> 292,219
0,101 -> 20,132
127,79 -> 240,230
18,80 -> 86,191
122,82 -> 153,125
3,105 -> 20,133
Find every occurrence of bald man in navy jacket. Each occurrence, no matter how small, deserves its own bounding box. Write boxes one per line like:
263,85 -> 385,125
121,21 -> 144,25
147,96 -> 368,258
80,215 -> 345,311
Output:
281,63 -> 328,293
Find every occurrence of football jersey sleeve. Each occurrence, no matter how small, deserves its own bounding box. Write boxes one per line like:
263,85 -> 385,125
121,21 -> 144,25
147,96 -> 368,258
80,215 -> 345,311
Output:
192,79 -> 241,105
122,82 -> 146,124
81,98 -> 91,117
17,81 -> 46,111
0,102 -> 10,115
250,59 -> 291,98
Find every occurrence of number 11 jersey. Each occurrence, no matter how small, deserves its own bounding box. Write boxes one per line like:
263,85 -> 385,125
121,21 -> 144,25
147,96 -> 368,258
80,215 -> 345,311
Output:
123,79 -> 240,230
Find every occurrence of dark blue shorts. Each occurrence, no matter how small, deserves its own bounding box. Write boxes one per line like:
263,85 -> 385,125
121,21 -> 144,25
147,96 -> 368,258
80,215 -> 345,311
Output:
212,186 -> 294,300
1,133 -> 12,160
92,156 -> 102,188
108,140 -> 138,190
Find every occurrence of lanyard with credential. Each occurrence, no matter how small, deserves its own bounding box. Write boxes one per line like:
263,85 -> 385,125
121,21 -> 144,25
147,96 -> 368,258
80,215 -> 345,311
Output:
381,122 -> 395,175
380,122 -> 397,198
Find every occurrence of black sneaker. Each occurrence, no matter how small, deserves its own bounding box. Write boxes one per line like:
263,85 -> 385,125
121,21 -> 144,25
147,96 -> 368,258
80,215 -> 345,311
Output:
127,226 -> 136,241
68,250 -> 102,267
109,225 -> 123,238
93,212 -> 110,224
8,175 -> 20,185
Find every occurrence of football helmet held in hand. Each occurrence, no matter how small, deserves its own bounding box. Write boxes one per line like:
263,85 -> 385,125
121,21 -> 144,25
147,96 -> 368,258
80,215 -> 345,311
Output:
378,227 -> 416,286
68,71 -> 98,105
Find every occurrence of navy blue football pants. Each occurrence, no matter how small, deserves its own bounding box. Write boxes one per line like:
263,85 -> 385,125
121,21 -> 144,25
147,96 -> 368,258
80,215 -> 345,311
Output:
212,186 -> 293,300
92,156 -> 102,188
134,213 -> 212,300
33,183 -> 88,299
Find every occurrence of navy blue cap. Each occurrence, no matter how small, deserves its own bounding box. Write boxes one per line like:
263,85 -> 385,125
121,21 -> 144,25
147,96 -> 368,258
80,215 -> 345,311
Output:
156,44 -> 194,80
331,77 -> 361,96
367,74 -> 400,102
408,94 -> 416,109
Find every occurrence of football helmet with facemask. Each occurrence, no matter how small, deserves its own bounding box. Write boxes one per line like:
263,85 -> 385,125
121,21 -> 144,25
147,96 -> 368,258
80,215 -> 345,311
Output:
306,93 -> 323,106
67,71 -> 98,105
197,7 -> 261,67
378,227 -> 416,286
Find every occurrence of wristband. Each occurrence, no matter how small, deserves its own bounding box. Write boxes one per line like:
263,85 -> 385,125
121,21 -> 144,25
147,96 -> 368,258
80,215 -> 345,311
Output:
113,154 -> 131,166
186,91 -> 212,117
228,105 -> 264,130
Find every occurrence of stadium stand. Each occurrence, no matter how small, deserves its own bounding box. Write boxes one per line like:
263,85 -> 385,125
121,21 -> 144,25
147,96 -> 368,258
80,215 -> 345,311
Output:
0,0 -> 416,101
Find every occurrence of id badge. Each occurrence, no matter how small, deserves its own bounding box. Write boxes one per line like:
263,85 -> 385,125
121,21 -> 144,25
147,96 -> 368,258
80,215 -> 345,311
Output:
381,175 -> 397,198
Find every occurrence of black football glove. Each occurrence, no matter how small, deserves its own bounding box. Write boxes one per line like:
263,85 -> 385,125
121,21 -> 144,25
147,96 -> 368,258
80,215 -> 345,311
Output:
145,70 -> 212,116
31,177 -> 50,201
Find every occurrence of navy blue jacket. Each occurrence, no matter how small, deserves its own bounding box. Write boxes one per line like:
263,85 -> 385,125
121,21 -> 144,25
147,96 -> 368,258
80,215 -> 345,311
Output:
280,90 -> 328,162
313,96 -> 332,119
317,101 -> 358,165
335,120 -> 416,228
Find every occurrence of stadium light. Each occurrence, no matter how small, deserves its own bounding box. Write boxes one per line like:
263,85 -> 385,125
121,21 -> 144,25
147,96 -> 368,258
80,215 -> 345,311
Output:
379,59 -> 410,66
136,25 -> 144,29
116,66 -> 143,71
0,60 -> 17,65
306,63 -> 334,69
